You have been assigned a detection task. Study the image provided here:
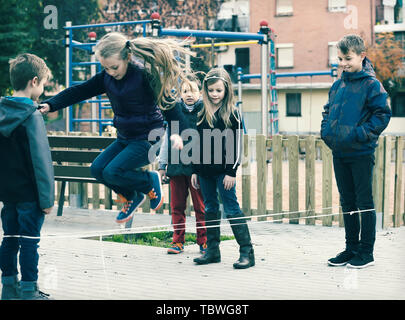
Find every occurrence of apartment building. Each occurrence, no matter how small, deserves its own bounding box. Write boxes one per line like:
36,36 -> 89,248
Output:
236,0 -> 374,134
220,0 -> 404,135
374,0 -> 405,127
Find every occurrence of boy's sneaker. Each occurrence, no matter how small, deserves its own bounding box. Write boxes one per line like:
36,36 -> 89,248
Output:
115,193 -> 146,224
347,253 -> 375,269
199,243 -> 207,254
148,171 -> 164,211
20,281 -> 52,300
167,242 -> 184,254
327,250 -> 356,266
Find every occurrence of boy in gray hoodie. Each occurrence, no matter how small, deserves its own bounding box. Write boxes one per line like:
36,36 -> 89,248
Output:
0,53 -> 54,299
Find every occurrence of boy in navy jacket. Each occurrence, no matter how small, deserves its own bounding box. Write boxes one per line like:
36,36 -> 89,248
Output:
321,35 -> 391,269
0,53 -> 54,299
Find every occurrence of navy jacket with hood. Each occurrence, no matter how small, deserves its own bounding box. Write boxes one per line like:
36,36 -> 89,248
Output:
320,57 -> 391,158
158,99 -> 203,177
0,97 -> 54,209
192,108 -> 243,178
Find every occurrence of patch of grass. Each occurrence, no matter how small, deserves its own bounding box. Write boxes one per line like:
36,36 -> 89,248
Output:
103,231 -> 234,248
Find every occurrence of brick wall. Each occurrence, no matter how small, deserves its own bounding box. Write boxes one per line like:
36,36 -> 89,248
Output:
249,0 -> 375,83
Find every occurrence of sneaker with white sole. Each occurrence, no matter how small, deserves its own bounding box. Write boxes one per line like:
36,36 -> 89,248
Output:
115,193 -> 146,223
347,253 -> 375,269
327,250 -> 356,266
167,242 -> 184,254
148,171 -> 163,211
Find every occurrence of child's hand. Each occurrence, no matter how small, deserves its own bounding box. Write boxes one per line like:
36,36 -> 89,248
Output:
170,134 -> 183,150
223,175 -> 235,191
158,169 -> 169,184
42,206 -> 53,215
38,103 -> 50,115
191,174 -> 200,189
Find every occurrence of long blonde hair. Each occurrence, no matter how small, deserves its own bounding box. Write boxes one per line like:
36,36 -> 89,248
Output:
198,68 -> 236,128
94,32 -> 193,110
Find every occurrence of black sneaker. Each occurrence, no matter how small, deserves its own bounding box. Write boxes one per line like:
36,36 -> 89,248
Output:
327,250 -> 356,266
347,253 -> 375,269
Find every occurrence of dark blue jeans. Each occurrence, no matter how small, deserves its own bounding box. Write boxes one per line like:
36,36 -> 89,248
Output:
91,138 -> 153,199
198,174 -> 243,218
0,201 -> 44,281
333,154 -> 376,254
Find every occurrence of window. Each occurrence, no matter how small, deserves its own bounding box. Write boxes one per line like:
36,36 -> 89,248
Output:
235,48 -> 250,82
286,93 -> 301,116
276,44 -> 294,68
394,0 -> 404,23
392,92 -> 405,117
328,0 -> 346,12
328,42 -> 338,66
276,0 -> 293,16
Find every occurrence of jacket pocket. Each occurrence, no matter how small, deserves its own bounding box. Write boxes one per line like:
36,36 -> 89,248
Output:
320,120 -> 335,149
335,125 -> 358,149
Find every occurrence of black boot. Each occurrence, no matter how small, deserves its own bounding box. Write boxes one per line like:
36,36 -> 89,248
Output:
229,213 -> 255,269
194,211 -> 221,265
1,275 -> 20,300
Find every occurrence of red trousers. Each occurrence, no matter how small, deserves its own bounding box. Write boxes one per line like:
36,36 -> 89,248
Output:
169,175 -> 207,245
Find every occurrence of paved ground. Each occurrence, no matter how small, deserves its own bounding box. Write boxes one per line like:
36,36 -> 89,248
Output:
0,205 -> 404,300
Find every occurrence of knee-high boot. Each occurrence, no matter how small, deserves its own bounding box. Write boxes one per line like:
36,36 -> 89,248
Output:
193,211 -> 221,265
229,213 -> 255,269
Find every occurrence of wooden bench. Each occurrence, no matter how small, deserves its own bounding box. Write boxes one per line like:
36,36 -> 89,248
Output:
49,135 -> 116,216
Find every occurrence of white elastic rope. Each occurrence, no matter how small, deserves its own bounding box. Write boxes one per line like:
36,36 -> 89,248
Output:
0,207 -> 375,241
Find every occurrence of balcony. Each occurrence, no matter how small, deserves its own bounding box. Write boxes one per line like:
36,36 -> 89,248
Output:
375,3 -> 405,32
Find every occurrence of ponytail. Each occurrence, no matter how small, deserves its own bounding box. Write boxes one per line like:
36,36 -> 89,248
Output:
95,32 -> 194,110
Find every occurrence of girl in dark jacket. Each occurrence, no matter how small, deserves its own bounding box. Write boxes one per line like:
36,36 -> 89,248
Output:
39,32 -> 191,224
191,68 -> 254,269
158,75 -> 207,254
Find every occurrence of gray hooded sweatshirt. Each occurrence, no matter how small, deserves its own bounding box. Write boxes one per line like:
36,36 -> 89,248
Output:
0,97 -> 54,209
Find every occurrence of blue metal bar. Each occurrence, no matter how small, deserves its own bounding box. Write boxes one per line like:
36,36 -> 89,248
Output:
64,20 -> 152,30
240,74 -> 268,80
71,42 -> 96,48
68,28 -> 73,132
240,70 -> 333,81
70,41 -> 94,52
72,119 -> 113,123
71,44 -> 95,52
142,22 -> 147,37
83,99 -> 109,104
160,28 -> 266,41
72,62 -> 100,67
71,40 -> 96,48
276,70 -> 333,78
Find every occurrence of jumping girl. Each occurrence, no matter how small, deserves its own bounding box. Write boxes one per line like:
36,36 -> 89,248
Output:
39,32 -> 191,224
